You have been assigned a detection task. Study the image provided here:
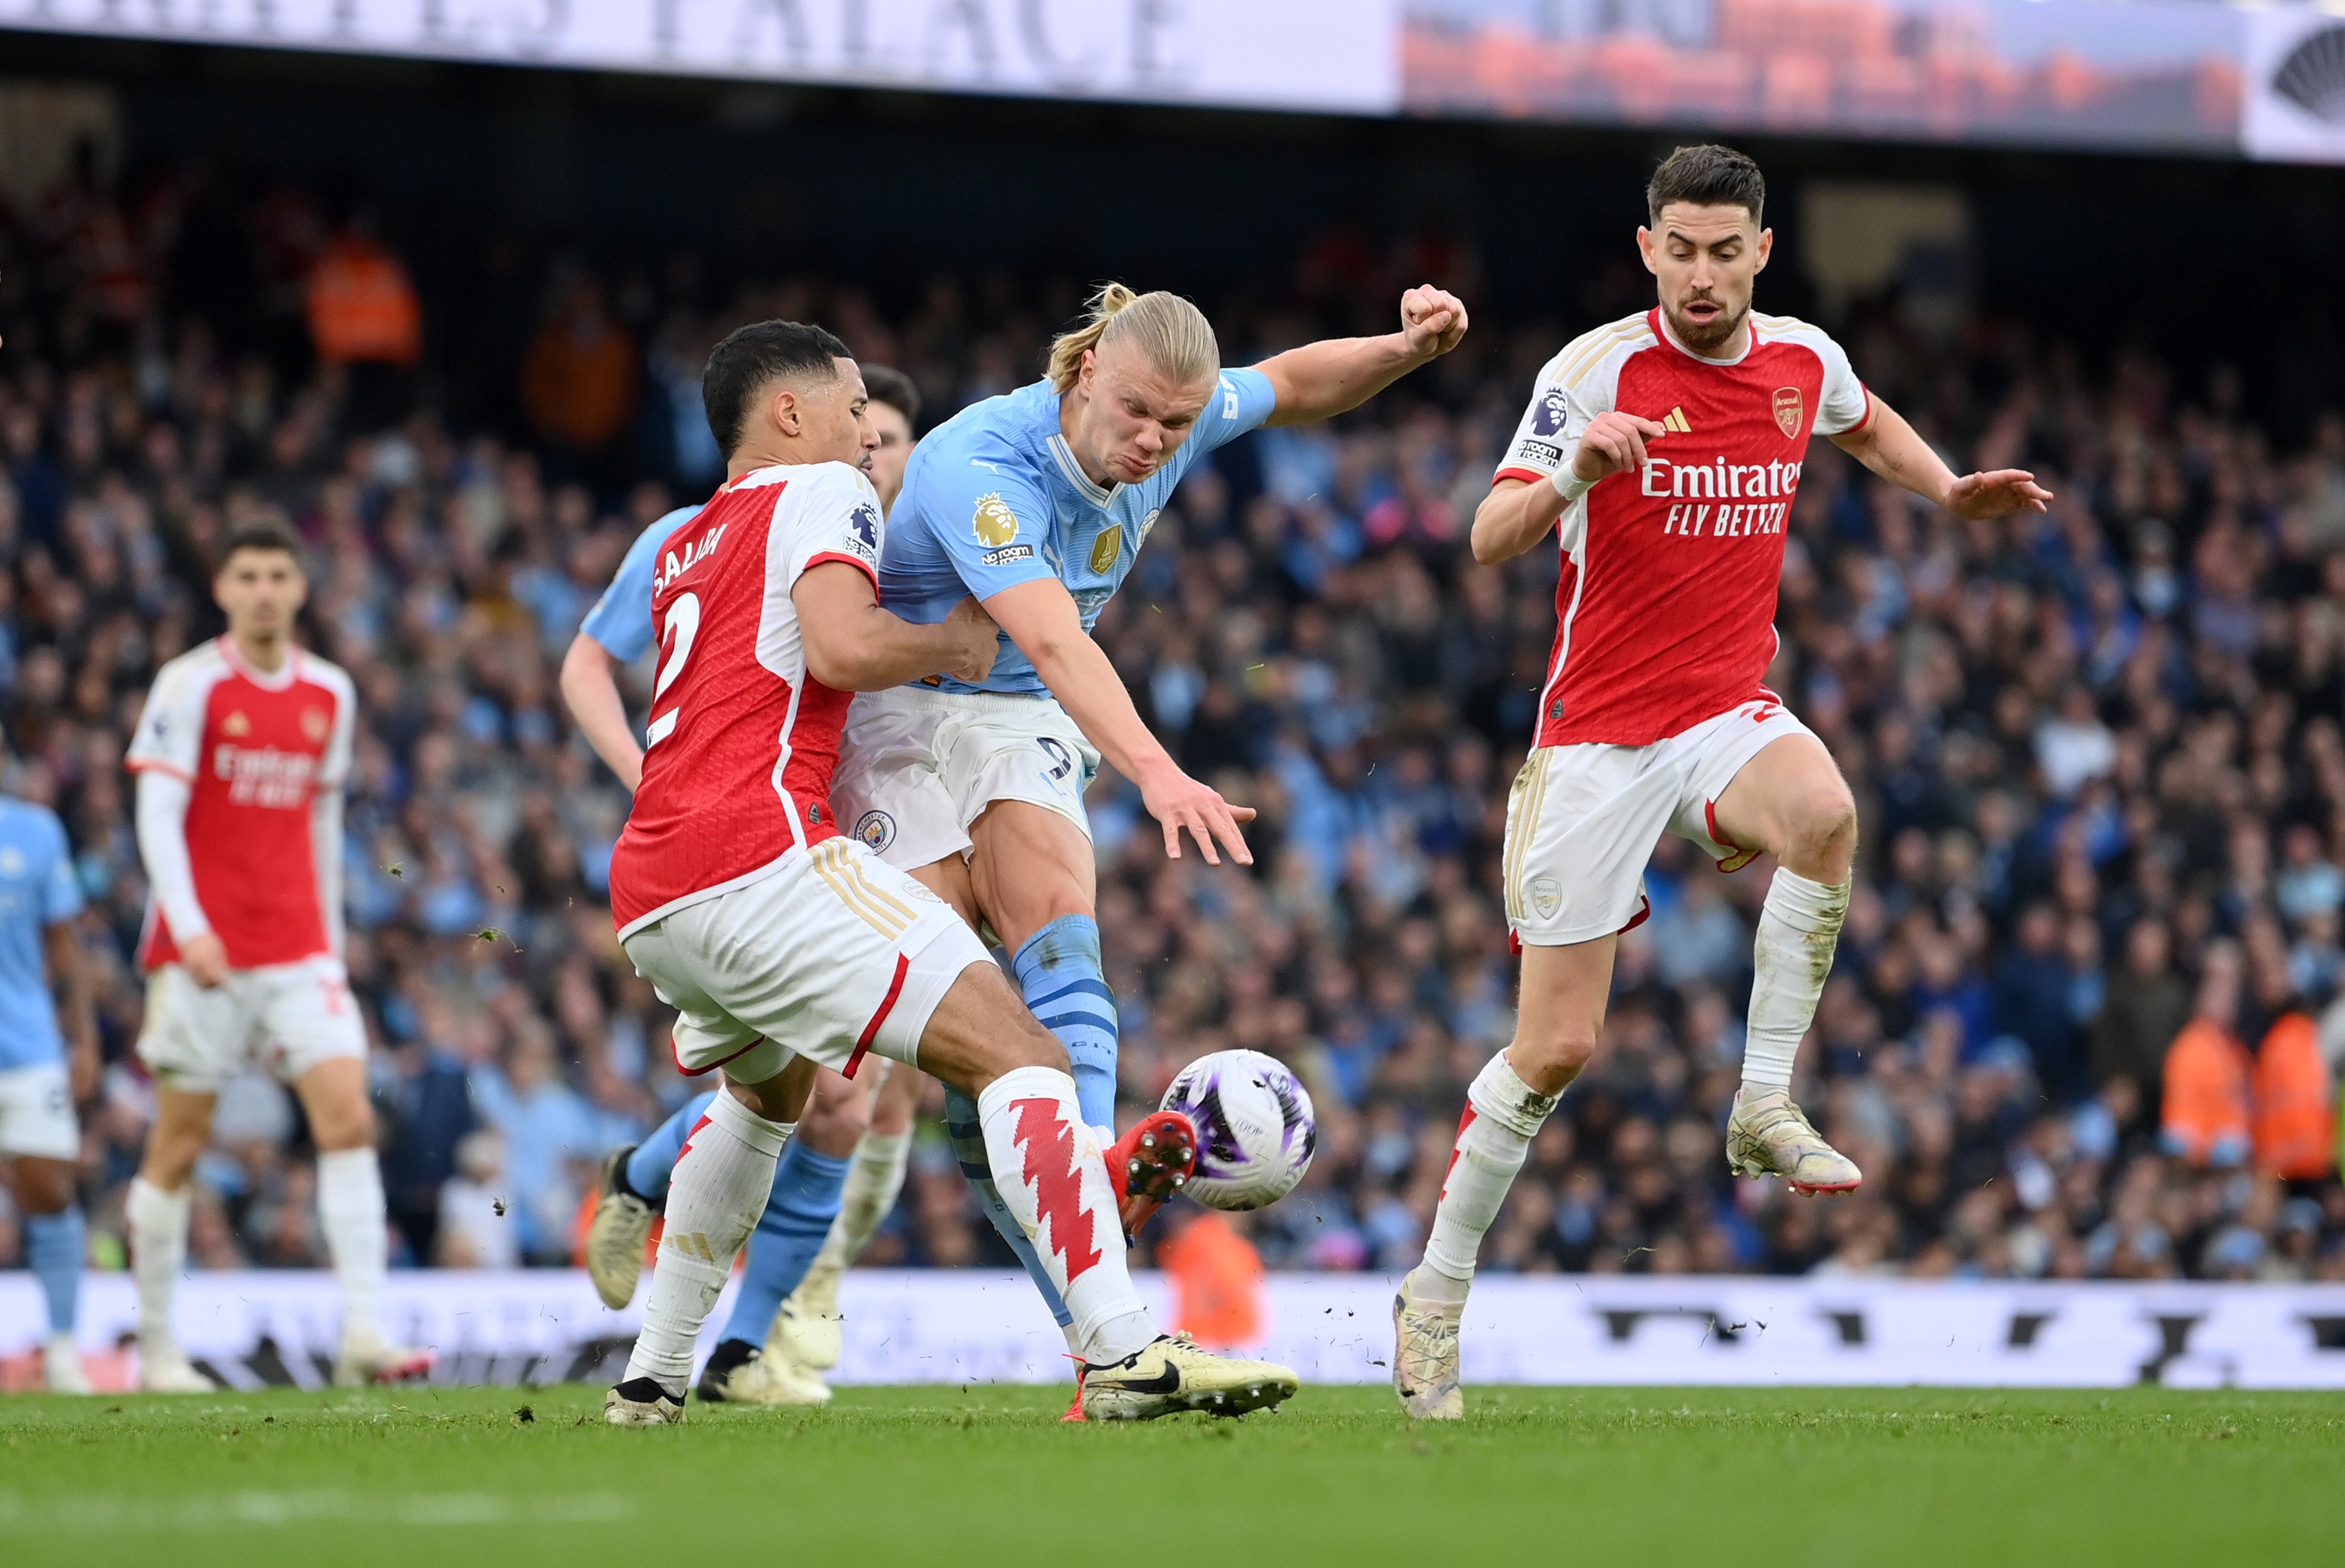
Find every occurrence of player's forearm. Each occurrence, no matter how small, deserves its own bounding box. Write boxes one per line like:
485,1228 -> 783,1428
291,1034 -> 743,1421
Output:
806,608 -> 981,691
1472,478 -> 1567,565
1258,333 -> 1432,428
560,635 -> 644,791
1833,398 -> 1956,508
44,922 -> 96,1059
133,771 -> 213,939
1021,628 -> 1175,784
313,789 -> 346,959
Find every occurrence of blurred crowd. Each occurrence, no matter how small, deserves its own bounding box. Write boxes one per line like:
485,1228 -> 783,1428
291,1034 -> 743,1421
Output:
1,151 -> 2342,1291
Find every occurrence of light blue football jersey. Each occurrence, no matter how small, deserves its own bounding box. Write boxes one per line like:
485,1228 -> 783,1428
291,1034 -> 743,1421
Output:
0,797 -> 83,1072
578,505 -> 702,662
878,369 -> 1276,696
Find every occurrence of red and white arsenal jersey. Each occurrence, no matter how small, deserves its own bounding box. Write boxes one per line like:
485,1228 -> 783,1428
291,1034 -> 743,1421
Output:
126,640 -> 356,970
609,460 -> 888,939
1494,308 -> 1873,748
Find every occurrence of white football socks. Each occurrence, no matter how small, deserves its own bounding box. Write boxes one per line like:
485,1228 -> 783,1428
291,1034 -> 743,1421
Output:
625,1090 -> 795,1396
316,1148 -> 389,1342
1418,1054 -> 1560,1294
127,1176 -> 190,1356
1742,868 -> 1851,1095
811,1128 -> 912,1275
976,1066 -> 1155,1366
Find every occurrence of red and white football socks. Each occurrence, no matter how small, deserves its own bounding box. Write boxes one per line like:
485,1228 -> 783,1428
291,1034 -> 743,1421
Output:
624,1089 -> 795,1396
976,1066 -> 1157,1367
1741,869 -> 1851,1094
1414,1053 -> 1560,1299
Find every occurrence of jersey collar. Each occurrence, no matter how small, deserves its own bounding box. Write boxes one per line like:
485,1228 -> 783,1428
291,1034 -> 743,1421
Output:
218,636 -> 301,692
1046,433 -> 1116,507
1651,306 -> 1758,367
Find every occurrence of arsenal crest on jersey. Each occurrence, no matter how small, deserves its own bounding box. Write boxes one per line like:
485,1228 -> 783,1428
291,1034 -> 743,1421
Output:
1772,387 -> 1803,440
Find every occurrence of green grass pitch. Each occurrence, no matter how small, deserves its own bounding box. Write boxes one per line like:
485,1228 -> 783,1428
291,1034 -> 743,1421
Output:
3,1383 -> 2339,1565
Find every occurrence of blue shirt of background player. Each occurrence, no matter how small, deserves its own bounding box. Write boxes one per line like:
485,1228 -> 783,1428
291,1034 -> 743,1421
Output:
0,798 -> 84,1072
878,368 -> 1277,697
578,505 -> 702,661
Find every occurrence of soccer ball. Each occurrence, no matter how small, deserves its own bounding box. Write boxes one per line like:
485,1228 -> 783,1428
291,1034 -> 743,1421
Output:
1159,1049 -> 1316,1211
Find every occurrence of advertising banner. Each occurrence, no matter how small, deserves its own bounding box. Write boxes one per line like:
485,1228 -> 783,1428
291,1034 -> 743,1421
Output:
0,0 -> 1399,116
9,1270 -> 2345,1390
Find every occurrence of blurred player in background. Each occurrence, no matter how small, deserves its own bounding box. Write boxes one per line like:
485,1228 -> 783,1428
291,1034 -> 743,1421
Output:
602,321 -> 1295,1423
839,280 -> 1467,1410
124,522 -> 430,1392
0,764 -> 98,1392
563,365 -> 926,1405
1392,145 -> 2052,1420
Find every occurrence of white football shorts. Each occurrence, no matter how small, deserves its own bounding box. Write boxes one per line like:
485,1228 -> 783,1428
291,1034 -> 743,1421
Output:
136,954 -> 369,1095
1503,697 -> 1815,947
622,835 -> 992,1086
0,1061 -> 79,1160
831,684 -> 1098,872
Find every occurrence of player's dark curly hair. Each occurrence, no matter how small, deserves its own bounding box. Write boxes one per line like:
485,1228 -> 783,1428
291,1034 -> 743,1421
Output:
1647,144 -> 1765,228
703,319 -> 853,459
859,363 -> 922,427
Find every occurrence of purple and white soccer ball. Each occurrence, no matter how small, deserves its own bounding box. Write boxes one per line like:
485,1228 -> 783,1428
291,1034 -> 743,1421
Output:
1159,1048 -> 1316,1211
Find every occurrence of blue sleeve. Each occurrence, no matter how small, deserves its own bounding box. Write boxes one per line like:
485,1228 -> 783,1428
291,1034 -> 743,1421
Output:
1192,366 -> 1278,457
914,447 -> 1060,600
37,811 -> 82,925
579,508 -> 695,661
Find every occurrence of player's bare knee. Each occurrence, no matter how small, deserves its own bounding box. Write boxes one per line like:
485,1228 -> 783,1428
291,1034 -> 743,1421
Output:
15,1157 -> 74,1214
1783,788 -> 1858,881
310,1097 -> 377,1154
1508,1024 -> 1596,1096
800,1082 -> 871,1156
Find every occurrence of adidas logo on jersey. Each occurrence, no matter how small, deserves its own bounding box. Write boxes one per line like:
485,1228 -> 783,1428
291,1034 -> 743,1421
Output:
1660,407 -> 1692,434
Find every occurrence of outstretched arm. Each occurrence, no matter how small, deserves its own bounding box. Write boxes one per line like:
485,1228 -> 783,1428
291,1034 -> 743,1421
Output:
44,921 -> 96,1103
984,577 -> 1255,866
1831,395 -> 2052,518
561,633 -> 644,791
1256,286 -> 1469,428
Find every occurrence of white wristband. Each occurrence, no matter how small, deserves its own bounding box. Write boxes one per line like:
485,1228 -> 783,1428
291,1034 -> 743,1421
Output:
1548,465 -> 1596,505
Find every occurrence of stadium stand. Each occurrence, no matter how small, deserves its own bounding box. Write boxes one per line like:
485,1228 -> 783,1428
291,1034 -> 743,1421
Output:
0,152 -> 2340,1292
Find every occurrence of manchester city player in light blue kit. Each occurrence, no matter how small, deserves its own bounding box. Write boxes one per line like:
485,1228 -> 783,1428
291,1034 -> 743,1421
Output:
833,281 -> 1467,1414
0,780 -> 99,1392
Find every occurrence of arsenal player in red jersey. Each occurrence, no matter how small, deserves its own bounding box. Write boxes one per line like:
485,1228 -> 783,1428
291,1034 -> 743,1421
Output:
1393,145 -> 2053,1418
124,522 -> 429,1391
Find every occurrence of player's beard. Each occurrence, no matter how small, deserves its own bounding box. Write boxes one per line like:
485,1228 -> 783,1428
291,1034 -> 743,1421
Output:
1667,294 -> 1746,355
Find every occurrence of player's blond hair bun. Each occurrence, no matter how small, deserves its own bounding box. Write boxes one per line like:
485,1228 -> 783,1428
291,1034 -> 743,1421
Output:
1048,283 -> 1219,394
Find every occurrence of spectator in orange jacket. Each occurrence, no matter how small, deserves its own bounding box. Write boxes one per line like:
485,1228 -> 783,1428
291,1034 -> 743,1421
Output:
2253,1011 -> 2337,1181
2163,943 -> 2252,1168
305,221 -> 421,367
521,272 -> 636,456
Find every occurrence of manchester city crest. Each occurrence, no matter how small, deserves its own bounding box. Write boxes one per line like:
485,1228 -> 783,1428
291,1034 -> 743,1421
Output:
855,810 -> 897,852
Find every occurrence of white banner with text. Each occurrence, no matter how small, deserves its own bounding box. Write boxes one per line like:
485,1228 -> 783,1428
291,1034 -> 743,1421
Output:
8,1270 -> 2345,1390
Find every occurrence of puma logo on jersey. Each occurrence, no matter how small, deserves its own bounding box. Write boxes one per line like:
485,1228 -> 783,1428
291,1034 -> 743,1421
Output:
655,524 -> 729,593
1660,407 -> 1692,434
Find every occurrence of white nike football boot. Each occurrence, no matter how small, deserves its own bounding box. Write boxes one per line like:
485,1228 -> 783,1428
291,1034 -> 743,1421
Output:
696,1339 -> 831,1407
1725,1088 -> 1862,1194
585,1146 -> 659,1310
43,1333 -> 93,1395
772,1266 -> 844,1372
1392,1271 -> 1465,1421
334,1328 -> 434,1387
137,1341 -> 218,1394
1077,1334 -> 1298,1421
